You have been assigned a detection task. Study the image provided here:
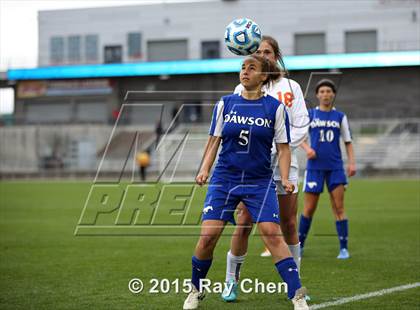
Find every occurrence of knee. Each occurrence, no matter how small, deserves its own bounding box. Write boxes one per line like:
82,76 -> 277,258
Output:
264,234 -> 283,248
236,209 -> 253,237
236,212 -> 253,237
196,234 -> 218,252
334,207 -> 346,220
235,224 -> 252,238
281,218 -> 297,236
260,228 -> 283,248
304,205 -> 316,218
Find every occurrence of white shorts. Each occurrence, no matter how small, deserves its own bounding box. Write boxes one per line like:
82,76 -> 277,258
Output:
274,166 -> 299,195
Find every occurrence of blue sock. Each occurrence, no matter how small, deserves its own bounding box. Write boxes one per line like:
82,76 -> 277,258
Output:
191,256 -> 212,291
298,215 -> 312,248
275,257 -> 302,299
336,219 -> 348,249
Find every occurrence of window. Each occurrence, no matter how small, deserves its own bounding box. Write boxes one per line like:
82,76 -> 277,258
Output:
128,32 -> 142,59
68,35 -> 81,62
345,30 -> 377,53
104,45 -> 123,63
201,41 -> 220,59
147,40 -> 188,61
50,37 -> 64,64
294,33 -> 326,55
85,35 -> 98,62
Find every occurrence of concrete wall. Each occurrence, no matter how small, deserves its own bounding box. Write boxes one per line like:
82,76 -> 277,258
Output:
0,125 -> 113,172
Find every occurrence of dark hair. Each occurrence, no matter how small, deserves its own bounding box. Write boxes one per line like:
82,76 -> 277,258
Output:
315,79 -> 336,94
260,35 -> 286,77
261,35 -> 281,60
245,54 -> 281,85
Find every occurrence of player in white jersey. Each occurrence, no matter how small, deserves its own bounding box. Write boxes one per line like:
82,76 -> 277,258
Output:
222,36 -> 309,302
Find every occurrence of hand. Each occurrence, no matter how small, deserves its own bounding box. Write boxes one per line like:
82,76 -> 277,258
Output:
281,179 -> 295,194
306,148 -> 316,159
347,163 -> 356,177
196,170 -> 209,186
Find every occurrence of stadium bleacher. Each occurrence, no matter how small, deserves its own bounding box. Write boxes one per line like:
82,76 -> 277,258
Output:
3,118 -> 418,179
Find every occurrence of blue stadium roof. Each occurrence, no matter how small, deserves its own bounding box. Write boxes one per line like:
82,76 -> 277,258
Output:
7,51 -> 420,80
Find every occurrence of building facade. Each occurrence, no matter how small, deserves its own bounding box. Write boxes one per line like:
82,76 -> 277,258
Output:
7,0 -> 420,125
38,0 -> 420,66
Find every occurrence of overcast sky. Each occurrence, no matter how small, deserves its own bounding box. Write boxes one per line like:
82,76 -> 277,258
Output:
0,0 -> 212,114
0,0 -> 213,70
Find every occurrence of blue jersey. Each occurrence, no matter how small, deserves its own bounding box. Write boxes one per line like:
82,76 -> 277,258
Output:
307,107 -> 352,170
209,94 -> 290,182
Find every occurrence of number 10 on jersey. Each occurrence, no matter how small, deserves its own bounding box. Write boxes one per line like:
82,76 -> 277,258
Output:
319,129 -> 334,142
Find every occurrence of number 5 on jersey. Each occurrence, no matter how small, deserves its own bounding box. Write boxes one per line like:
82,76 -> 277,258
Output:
238,130 -> 249,146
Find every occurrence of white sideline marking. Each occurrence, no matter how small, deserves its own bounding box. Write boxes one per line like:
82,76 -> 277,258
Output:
310,282 -> 420,309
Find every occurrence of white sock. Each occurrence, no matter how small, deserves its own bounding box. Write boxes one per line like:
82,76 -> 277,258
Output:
288,243 -> 301,275
225,250 -> 247,283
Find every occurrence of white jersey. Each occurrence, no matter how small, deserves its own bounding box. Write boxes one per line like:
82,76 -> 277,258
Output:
234,77 -> 309,172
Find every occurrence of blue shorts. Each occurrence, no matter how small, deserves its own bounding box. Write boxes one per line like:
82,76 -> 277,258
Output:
304,169 -> 347,193
202,177 -> 280,225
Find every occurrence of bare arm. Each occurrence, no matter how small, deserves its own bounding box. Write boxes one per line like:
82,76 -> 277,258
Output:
196,136 -> 221,186
288,81 -> 309,149
345,142 -> 356,177
300,139 -> 316,159
276,143 -> 294,193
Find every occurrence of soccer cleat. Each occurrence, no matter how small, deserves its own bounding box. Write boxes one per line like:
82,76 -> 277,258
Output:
221,279 -> 238,302
292,287 -> 309,310
260,248 -> 271,257
183,286 -> 205,310
337,248 -> 350,259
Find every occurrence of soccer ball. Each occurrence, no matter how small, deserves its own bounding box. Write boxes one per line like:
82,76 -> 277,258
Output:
224,18 -> 262,56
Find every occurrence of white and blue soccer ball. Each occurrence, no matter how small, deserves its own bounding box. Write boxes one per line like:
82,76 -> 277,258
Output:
224,18 -> 262,56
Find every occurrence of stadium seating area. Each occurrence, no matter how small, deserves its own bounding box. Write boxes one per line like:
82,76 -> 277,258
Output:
1,118 -> 418,179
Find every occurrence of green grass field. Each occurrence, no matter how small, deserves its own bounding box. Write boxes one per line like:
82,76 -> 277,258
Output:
0,179 -> 419,309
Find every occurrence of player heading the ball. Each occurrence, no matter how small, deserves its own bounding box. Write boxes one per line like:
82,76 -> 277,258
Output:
183,55 -> 309,310
222,35 -> 310,303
